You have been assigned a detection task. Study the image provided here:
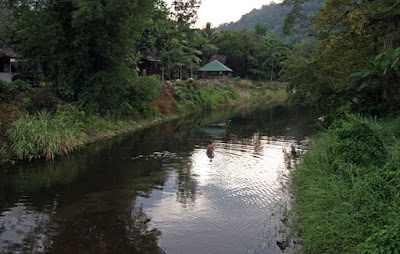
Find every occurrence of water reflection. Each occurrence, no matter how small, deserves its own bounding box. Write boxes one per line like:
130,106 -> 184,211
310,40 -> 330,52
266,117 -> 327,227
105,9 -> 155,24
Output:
0,104 -> 314,253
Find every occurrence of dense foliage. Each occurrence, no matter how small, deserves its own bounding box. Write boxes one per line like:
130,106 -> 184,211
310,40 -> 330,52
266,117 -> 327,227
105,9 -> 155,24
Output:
3,0 -> 160,116
292,115 -> 400,253
282,0 -> 400,117
0,0 -> 297,118
281,1 -> 400,253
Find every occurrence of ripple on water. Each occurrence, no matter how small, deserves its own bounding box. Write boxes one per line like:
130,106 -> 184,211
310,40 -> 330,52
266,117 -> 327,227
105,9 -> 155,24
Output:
137,137 -> 295,253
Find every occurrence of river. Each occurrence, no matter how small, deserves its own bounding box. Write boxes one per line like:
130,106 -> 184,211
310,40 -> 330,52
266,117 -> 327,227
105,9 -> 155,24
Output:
0,104 -> 314,254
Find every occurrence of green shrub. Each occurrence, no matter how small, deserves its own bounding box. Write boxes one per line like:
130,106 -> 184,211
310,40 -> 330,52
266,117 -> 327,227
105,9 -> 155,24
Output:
0,80 -> 29,100
123,75 -> 160,118
199,86 -> 238,109
292,115 -> 400,253
329,115 -> 387,168
56,103 -> 86,124
8,110 -> 84,160
22,97 -> 31,107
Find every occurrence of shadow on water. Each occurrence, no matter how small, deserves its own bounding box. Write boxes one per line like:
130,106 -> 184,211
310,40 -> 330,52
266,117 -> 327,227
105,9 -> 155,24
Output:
0,104 -> 315,254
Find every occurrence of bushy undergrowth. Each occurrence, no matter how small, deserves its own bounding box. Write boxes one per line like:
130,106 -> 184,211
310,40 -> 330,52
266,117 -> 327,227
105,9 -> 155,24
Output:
200,85 -> 238,109
292,115 -> 400,253
172,84 -> 239,112
0,80 -> 30,101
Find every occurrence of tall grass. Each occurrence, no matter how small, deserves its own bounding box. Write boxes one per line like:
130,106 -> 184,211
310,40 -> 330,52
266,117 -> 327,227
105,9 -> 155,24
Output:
172,84 -> 239,112
292,115 -> 400,253
200,85 -> 238,109
8,110 -> 84,160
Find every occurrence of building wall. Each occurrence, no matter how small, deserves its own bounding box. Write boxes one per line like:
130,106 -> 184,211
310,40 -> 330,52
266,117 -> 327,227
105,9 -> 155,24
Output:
0,57 -> 12,82
0,72 -> 12,82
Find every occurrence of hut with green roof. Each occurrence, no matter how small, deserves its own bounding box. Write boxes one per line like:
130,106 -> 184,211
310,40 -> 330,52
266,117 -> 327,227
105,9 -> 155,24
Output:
198,60 -> 232,81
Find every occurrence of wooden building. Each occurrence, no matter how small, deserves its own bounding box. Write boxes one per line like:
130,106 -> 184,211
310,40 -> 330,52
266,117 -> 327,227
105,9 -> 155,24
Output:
0,38 -> 17,83
138,53 -> 161,76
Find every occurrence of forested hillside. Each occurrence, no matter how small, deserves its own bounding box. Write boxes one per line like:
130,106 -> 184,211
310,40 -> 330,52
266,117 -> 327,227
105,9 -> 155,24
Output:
218,0 -> 326,42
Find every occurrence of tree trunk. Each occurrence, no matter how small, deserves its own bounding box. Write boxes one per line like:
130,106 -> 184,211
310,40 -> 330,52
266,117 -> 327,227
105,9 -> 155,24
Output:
161,64 -> 165,83
180,66 -> 183,80
191,62 -> 193,79
270,67 -> 273,82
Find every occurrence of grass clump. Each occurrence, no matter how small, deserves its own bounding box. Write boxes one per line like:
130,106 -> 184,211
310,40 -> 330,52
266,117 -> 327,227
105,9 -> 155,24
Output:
8,109 -> 84,160
292,114 -> 400,253
199,85 -> 238,109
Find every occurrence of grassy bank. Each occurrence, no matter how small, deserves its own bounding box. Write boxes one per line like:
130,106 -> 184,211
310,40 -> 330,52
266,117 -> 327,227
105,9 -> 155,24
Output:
0,79 -> 286,163
291,115 -> 400,253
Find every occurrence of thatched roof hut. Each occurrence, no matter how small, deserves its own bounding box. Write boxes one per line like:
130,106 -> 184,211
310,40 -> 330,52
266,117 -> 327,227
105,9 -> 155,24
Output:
0,38 -> 17,58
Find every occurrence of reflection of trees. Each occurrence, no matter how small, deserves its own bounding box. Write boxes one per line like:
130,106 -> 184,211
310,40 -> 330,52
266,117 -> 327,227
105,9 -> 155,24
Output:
0,103 -> 316,253
124,207 -> 163,254
44,205 -> 163,254
157,106 -> 239,139
175,158 -> 198,207
220,104 -> 314,143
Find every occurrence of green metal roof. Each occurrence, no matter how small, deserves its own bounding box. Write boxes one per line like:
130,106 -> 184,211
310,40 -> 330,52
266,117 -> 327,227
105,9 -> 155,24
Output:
198,60 -> 233,72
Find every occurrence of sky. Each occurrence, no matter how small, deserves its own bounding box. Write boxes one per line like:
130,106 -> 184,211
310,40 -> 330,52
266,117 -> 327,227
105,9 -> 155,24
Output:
165,0 -> 283,29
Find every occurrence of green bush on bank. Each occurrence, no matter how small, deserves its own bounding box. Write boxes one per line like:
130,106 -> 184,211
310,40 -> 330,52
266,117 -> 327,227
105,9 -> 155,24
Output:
172,84 -> 239,112
292,114 -> 400,253
199,85 -> 238,110
8,109 -> 84,160
0,80 -> 30,101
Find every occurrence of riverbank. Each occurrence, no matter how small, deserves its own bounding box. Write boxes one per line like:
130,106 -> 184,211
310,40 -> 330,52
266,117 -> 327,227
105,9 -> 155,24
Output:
291,114 -> 400,253
0,79 -> 287,164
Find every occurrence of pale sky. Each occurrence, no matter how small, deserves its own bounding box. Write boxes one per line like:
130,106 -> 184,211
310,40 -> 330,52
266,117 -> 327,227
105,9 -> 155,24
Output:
165,0 -> 283,29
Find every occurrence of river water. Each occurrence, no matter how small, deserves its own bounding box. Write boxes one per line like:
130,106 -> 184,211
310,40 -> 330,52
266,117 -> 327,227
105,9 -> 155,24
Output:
0,104 -> 314,254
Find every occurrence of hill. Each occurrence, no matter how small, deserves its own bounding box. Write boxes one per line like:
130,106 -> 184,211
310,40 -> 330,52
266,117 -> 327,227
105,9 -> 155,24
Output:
218,0 -> 326,43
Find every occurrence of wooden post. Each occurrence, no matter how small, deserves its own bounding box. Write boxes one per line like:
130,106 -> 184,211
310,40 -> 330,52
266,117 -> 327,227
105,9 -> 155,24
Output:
191,61 -> 193,79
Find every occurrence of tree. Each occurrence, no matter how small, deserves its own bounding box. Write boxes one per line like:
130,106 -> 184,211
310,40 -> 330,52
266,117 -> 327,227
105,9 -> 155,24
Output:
350,47 -> 400,114
0,8 -> 10,38
171,0 -> 201,28
137,1 -> 176,82
199,22 -> 219,63
282,0 -> 400,115
257,32 -> 293,81
254,23 -> 267,36
6,0 -> 156,114
215,29 -> 247,77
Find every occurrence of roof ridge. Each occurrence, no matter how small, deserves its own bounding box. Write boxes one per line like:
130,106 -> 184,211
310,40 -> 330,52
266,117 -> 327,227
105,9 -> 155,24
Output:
198,60 -> 233,72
